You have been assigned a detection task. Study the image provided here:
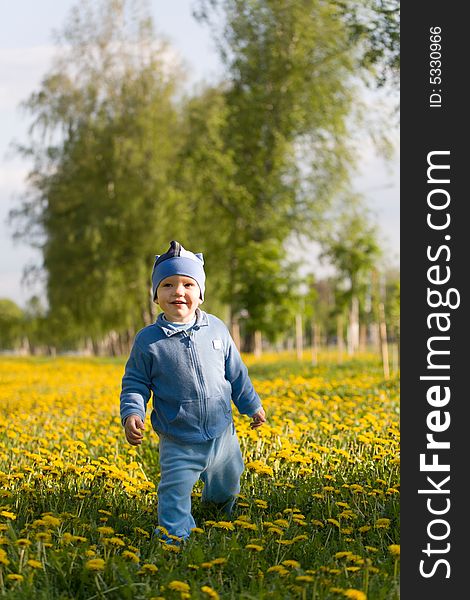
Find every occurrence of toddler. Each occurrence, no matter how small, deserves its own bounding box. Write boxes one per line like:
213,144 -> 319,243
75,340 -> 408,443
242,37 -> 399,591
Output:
120,241 -> 266,542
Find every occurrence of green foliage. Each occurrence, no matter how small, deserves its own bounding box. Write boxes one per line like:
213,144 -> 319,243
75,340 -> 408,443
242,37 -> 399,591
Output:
319,197 -> 381,312
8,0 -> 398,350
11,0 -> 185,343
0,298 -> 24,348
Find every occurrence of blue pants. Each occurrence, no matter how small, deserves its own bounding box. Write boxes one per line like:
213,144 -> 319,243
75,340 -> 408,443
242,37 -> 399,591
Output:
157,422 -> 244,540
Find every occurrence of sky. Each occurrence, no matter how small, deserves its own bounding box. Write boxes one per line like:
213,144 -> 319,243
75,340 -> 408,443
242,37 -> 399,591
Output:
0,0 -> 399,308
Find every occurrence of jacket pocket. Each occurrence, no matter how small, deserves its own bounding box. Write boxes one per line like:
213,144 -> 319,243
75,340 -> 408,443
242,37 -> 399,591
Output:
167,398 -> 203,436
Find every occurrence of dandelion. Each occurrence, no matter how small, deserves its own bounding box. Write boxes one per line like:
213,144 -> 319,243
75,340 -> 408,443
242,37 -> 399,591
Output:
335,551 -> 352,559
97,526 -> 114,536
267,565 -> 289,576
85,558 -> 106,571
201,585 -> 220,599
212,521 -> 234,531
343,589 -> 367,600
190,527 -> 204,534
245,544 -> 264,551
388,544 -> 400,557
138,563 -> 158,575
162,543 -> 181,553
122,550 -> 139,563
135,527 -> 150,538
27,559 -> 43,569
296,575 -> 314,583
42,515 -> 60,527
0,548 -> 10,566
6,573 -> 24,582
327,518 -> 340,528
282,560 -> 301,569
0,511 -> 16,520
15,538 -> 32,547
168,580 -> 190,593
375,518 -> 391,529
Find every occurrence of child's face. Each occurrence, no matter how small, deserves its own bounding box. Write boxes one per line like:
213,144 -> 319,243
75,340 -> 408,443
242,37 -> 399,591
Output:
156,275 -> 202,323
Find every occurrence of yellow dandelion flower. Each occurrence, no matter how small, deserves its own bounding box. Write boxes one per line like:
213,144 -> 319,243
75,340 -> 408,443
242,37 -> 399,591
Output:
273,519 -> 289,527
343,589 -> 367,600
190,527 -> 204,534
282,559 -> 301,568
138,563 -> 159,575
0,511 -> 16,520
335,551 -> 353,559
201,585 -> 220,599
0,548 -> 10,566
212,521 -> 235,531
267,526 -> 283,535
327,518 -> 340,528
122,550 -> 139,563
134,527 -> 150,538
358,526 -> 371,533
346,566 -> 361,572
97,526 -> 114,535
42,515 -> 61,527
105,537 -> 125,547
296,575 -> 314,583
375,518 -> 391,529
27,559 -> 43,569
162,543 -> 181,553
245,544 -> 264,551
6,574 -> 23,582
85,558 -> 106,571
267,565 -> 289,576
365,546 -> 378,552
15,538 -> 32,547
388,544 -> 400,557
168,580 -> 190,593
211,557 -> 227,565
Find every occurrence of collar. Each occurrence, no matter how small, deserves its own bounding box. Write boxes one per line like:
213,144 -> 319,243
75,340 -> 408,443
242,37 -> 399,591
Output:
155,308 -> 209,337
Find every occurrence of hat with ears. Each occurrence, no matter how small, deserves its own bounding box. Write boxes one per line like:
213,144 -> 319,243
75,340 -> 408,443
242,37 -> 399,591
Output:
151,241 -> 205,301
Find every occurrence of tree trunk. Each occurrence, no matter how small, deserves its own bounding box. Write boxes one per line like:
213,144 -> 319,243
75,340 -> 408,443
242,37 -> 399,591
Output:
378,302 -> 390,379
359,323 -> 367,352
347,296 -> 359,355
337,315 -> 344,363
254,330 -> 262,357
295,313 -> 303,360
311,322 -> 319,365
231,319 -> 241,351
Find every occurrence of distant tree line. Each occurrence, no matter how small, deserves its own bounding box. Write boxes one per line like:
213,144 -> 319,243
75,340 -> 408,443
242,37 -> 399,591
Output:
6,0 -> 399,356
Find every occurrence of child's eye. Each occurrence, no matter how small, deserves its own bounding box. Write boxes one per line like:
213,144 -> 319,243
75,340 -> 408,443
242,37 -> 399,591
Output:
162,283 -> 172,287
185,283 -> 194,287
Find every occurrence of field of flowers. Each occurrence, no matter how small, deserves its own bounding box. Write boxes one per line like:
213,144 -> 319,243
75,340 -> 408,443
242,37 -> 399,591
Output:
0,353 -> 399,600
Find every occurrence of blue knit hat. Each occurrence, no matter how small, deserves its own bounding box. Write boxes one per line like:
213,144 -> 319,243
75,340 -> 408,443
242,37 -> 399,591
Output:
151,241 -> 205,301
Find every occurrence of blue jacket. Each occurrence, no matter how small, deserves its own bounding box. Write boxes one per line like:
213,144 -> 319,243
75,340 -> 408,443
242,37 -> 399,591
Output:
120,309 -> 262,443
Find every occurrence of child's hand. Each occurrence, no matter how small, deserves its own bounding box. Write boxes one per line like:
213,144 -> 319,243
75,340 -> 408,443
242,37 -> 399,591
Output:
124,415 -> 145,445
250,407 -> 266,429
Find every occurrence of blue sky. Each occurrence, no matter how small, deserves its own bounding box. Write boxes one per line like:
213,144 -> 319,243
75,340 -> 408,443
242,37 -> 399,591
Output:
0,0 -> 399,307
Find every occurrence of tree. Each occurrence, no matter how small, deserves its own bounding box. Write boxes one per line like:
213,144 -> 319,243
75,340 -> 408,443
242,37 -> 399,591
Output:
319,196 -> 381,353
192,0 -> 371,343
10,0 -> 184,347
0,299 -> 24,349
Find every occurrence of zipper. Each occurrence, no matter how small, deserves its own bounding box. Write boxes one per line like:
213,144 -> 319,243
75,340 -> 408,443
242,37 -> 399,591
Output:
187,330 -> 209,438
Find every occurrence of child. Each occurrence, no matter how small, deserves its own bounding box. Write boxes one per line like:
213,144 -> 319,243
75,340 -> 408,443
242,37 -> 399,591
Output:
120,241 -> 266,542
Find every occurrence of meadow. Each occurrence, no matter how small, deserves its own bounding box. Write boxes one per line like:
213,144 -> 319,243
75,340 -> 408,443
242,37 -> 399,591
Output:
0,353 -> 399,600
